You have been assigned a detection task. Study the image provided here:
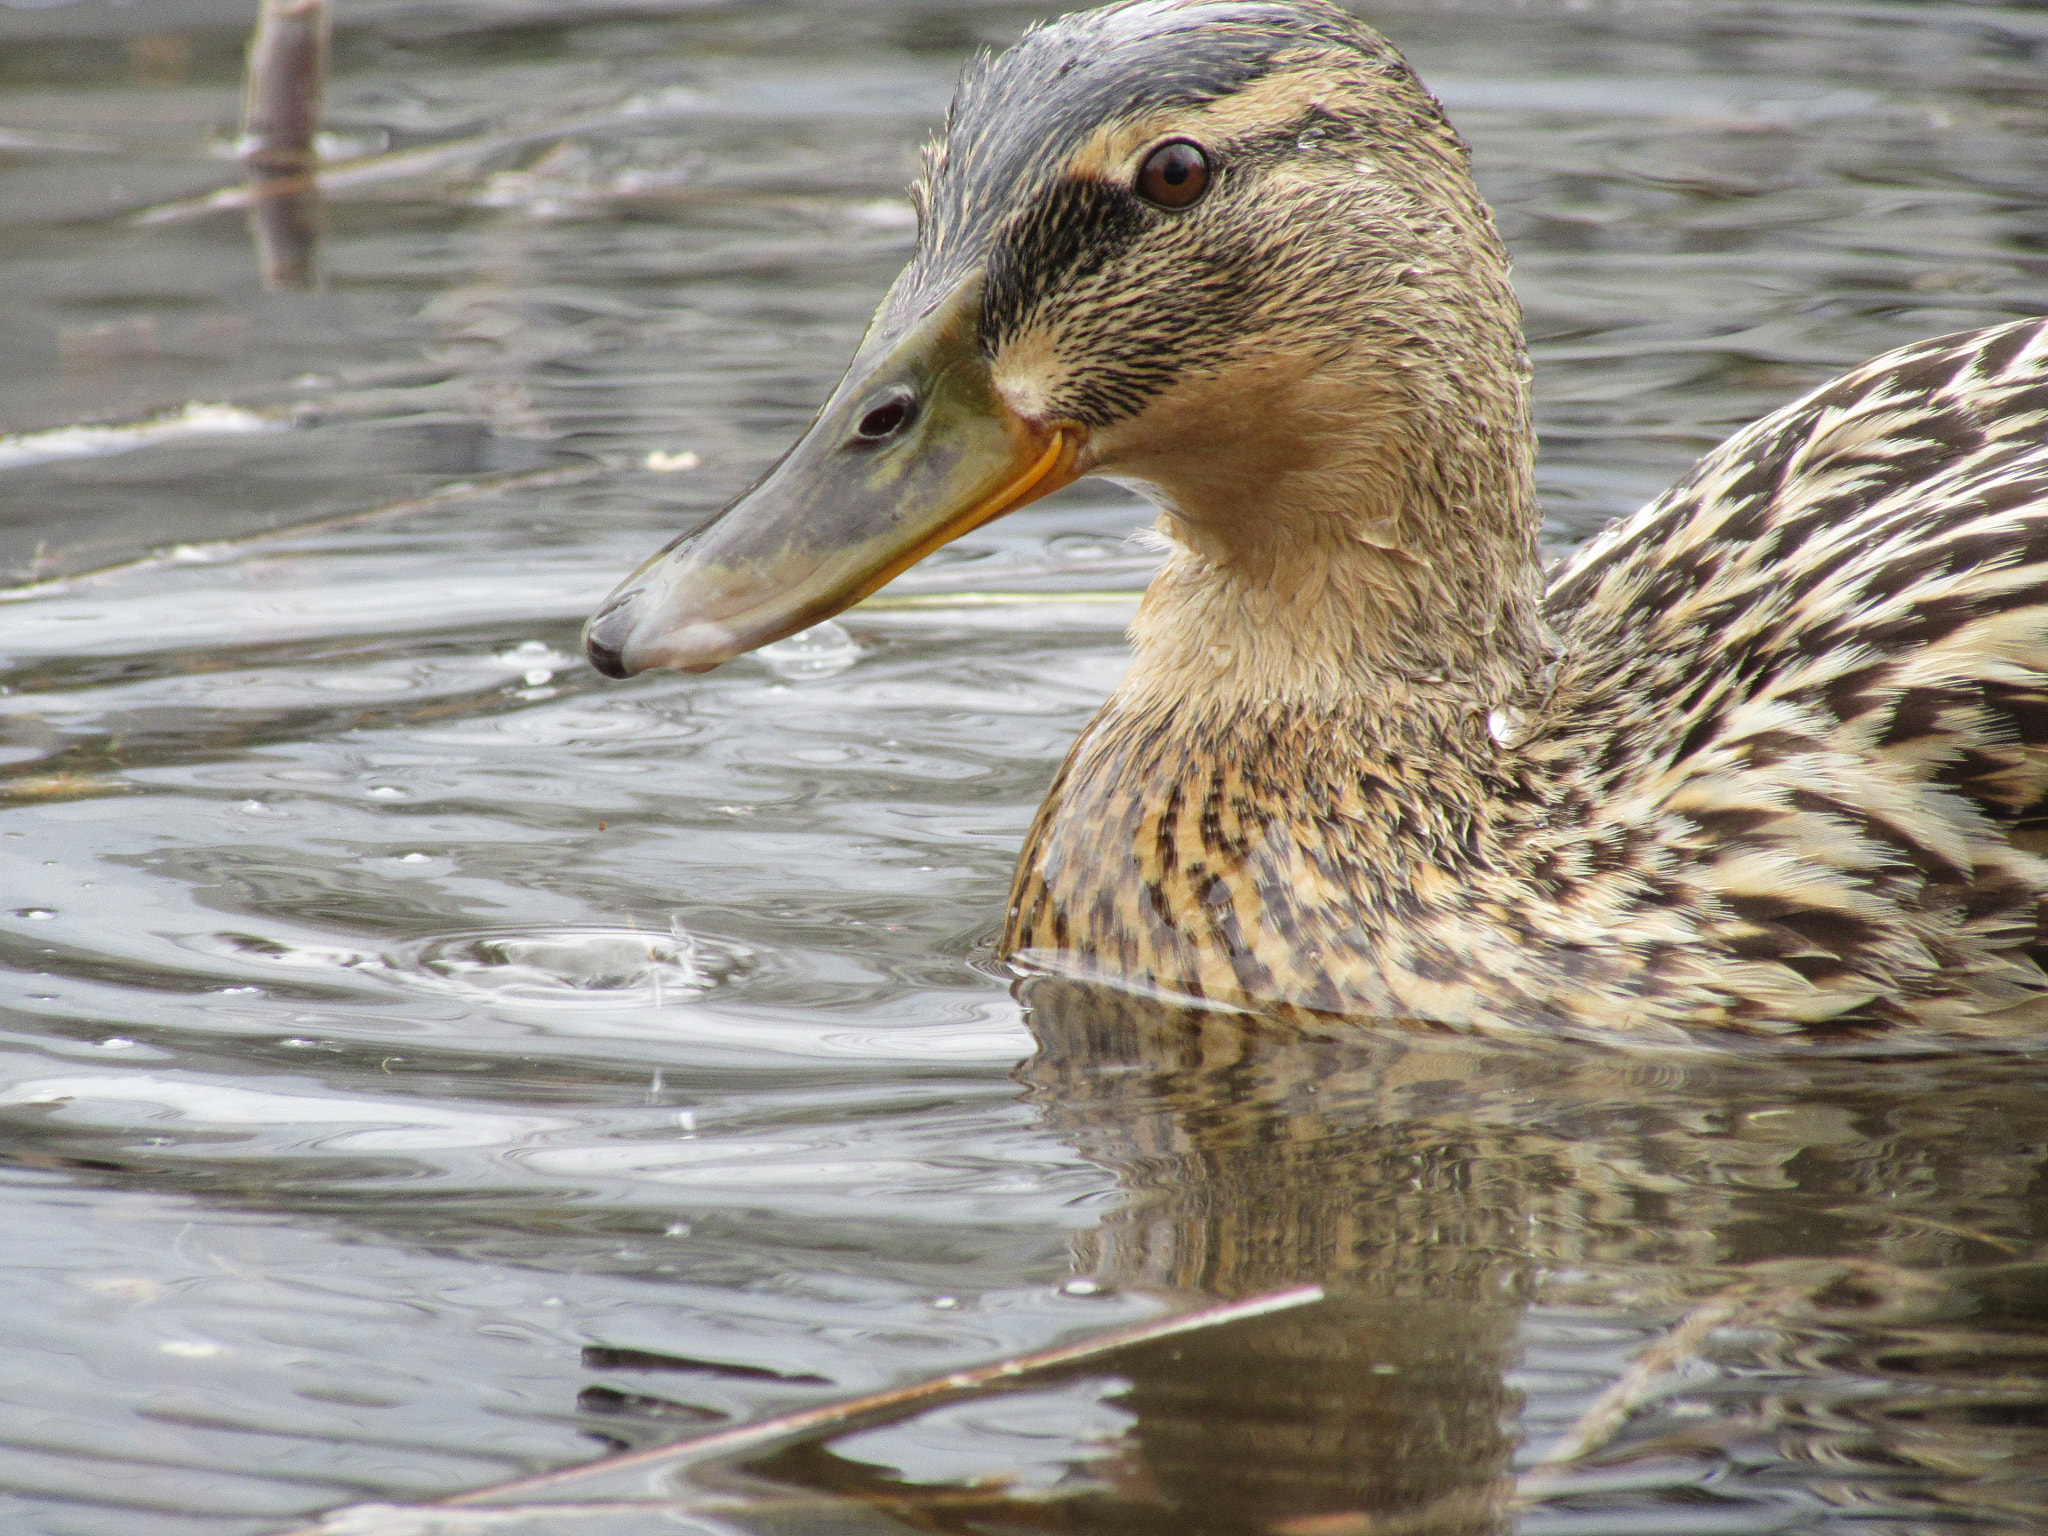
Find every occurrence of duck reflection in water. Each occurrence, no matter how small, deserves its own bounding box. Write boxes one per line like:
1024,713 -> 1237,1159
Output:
740,980 -> 2048,1535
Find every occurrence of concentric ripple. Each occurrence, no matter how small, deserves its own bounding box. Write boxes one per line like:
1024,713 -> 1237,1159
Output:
400,925 -> 754,1009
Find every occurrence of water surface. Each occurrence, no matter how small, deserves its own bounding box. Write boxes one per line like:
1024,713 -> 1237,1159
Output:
2,1 -> 2047,1532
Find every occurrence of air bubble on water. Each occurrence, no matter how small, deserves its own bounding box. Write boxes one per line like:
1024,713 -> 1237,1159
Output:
404,925 -> 746,1009
1048,535 -> 1126,562
159,1341 -> 224,1358
16,908 -> 55,920
848,199 -> 917,230
756,620 -> 858,681
81,1276 -> 159,1302
97,1037 -> 137,1050
523,668 -> 554,687
1059,1278 -> 1106,1297
495,640 -> 560,669
367,785 -> 408,799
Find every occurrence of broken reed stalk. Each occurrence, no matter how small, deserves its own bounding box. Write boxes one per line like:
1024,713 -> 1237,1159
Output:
276,1285 -> 1324,1533
137,123 -> 568,224
449,1284 -> 1324,1503
298,1489 -> 1071,1532
241,0 -> 330,288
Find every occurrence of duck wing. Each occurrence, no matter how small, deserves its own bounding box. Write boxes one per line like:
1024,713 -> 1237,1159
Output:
1541,318 -> 2048,1036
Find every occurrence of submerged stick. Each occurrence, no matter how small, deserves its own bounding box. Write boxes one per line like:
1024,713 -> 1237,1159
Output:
136,103 -> 665,226
241,0 -> 330,288
0,463 -> 602,601
277,1285 -> 1324,1533
292,1487 -> 1107,1533
138,126 -> 560,225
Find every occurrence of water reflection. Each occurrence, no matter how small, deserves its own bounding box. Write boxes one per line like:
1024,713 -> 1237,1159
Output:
9,0 -> 2048,1528
1022,987 -> 1526,1534
737,981 -> 2048,1534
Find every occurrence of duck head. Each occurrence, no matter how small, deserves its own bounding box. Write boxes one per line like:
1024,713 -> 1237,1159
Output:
586,0 -> 1539,693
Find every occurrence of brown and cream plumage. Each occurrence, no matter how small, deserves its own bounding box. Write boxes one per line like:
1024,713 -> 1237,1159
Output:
586,0 -> 2048,1044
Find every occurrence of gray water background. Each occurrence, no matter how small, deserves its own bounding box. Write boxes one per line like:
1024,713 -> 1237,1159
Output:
3,1 -> 2048,1531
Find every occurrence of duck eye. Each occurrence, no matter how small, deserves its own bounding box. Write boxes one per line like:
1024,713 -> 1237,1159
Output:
1136,140 -> 1209,209
856,394 -> 914,440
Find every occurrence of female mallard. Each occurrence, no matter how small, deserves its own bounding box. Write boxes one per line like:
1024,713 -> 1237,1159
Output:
584,0 -> 2048,1044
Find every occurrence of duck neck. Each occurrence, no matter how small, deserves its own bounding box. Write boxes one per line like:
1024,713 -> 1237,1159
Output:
1113,401 -> 1548,741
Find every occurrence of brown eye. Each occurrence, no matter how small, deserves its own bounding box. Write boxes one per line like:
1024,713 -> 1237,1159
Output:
1136,140 -> 1209,209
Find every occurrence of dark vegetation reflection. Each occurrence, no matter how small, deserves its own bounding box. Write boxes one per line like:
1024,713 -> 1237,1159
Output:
736,981 -> 2048,1534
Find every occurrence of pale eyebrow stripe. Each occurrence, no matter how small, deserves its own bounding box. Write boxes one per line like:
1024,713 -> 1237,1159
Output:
1054,62 -> 1362,183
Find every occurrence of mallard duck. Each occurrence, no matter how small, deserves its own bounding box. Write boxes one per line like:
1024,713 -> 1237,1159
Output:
584,0 -> 2048,1044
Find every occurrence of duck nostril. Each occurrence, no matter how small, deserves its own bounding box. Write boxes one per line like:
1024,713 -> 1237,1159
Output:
856,395 -> 915,440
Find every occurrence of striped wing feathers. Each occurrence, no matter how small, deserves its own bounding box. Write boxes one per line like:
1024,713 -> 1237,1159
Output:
1547,319 -> 2048,1036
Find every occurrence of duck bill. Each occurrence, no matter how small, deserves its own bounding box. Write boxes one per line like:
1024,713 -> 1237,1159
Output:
584,280 -> 1082,677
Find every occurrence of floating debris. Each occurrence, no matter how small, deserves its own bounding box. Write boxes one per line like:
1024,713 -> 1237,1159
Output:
0,404 -> 279,472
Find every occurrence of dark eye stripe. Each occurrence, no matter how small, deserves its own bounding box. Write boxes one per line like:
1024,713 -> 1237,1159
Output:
981,176 -> 1149,352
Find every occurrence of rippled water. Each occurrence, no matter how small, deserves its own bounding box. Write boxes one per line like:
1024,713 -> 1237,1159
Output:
2,1 -> 2047,1532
